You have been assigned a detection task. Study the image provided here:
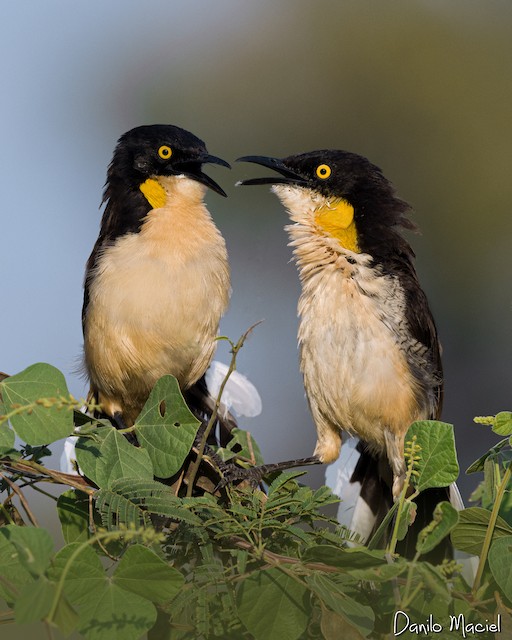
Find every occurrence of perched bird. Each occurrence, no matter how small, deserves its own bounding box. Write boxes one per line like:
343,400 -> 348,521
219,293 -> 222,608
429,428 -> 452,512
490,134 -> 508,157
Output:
237,150 -> 458,554
82,124 -> 231,430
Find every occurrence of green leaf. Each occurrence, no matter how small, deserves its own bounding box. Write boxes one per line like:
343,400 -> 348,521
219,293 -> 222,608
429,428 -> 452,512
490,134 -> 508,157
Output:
0,363 -> 74,444
237,567 -> 310,640
0,529 -> 34,603
321,607 -> 366,640
312,484 -> 341,508
14,576 -> 57,624
496,596 -> 512,638
416,501 -> 459,556
466,438 -> 509,473
302,545 -> 387,568
75,426 -> 153,488
451,507 -> 512,555
412,562 -> 451,599
0,422 -> 16,455
95,483 -> 150,530
406,421 -> 459,490
57,490 -> 93,544
96,478 -> 202,530
403,588 -> 451,636
135,375 -> 200,478
306,573 -> 374,637
48,542 -> 105,606
396,499 -> 415,541
349,559 -> 407,582
484,460 -> 497,508
51,545 -> 158,640
78,585 -> 157,640
57,489 -> 124,557
51,591 -> 80,637
49,545 -> 158,638
488,535 -> 512,601
113,544 -> 183,604
267,471 -> 306,496
14,579 -> 80,636
493,412 -> 512,436
0,525 -> 54,577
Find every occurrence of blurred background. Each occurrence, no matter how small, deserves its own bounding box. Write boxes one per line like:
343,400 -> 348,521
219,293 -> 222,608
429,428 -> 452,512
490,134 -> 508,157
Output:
2,0 -> 512,558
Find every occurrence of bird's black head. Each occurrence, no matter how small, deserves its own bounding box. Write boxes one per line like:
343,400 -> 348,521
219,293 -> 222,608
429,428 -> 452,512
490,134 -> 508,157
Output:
107,124 -> 230,197
237,150 -> 416,259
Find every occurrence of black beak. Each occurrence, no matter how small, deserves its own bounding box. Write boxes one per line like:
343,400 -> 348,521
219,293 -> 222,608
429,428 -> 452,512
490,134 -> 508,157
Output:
236,155 -> 307,187
176,153 -> 231,197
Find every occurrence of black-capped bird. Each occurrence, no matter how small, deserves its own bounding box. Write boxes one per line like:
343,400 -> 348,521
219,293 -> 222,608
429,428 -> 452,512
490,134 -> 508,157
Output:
237,150 -> 460,555
82,125 -> 231,430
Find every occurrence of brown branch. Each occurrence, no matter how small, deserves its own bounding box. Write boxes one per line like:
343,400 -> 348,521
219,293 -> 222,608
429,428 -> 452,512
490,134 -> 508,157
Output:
0,471 -> 39,526
229,536 -> 347,574
244,431 -> 257,466
0,459 -> 95,494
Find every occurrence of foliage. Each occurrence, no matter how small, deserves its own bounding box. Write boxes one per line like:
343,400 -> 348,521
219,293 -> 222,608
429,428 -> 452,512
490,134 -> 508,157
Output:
1,363 -> 512,639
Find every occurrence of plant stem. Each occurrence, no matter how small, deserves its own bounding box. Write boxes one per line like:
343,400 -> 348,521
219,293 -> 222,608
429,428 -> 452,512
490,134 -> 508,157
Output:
186,323 -> 260,497
0,471 -> 39,526
472,463 -> 512,593
386,436 -> 422,556
0,503 -> 15,525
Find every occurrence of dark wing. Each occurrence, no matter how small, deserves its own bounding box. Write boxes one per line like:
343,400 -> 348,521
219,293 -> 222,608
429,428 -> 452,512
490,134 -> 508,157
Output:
82,187 -> 150,334
390,240 -> 443,419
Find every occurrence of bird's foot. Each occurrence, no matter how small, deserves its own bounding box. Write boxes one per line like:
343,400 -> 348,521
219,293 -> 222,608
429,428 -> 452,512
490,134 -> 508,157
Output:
216,456 -> 321,491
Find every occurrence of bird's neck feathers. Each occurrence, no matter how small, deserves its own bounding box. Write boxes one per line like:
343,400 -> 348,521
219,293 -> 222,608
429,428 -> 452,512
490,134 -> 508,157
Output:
100,175 -> 213,243
274,184 -> 369,278
274,183 -> 417,279
139,176 -> 224,255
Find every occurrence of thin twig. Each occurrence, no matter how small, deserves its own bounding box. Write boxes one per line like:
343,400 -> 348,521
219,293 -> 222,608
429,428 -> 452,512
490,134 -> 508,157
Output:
230,536 -> 347,574
20,481 -> 59,502
186,322 -> 262,497
85,491 -> 118,560
0,501 -> 15,525
1,459 -> 94,494
246,432 -> 257,465
0,471 -> 39,526
0,609 -> 15,624
174,468 -> 186,497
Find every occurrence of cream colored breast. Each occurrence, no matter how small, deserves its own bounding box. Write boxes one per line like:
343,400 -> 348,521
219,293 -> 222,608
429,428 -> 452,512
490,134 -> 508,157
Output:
294,238 -> 422,452
84,176 -> 230,396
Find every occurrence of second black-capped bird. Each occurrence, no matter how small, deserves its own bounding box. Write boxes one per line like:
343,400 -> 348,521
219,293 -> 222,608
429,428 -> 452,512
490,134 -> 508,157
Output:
238,150 -> 457,551
83,125 -> 230,428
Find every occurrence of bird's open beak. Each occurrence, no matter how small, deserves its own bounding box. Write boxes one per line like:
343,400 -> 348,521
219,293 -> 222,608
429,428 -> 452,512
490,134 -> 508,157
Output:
176,153 -> 231,197
236,155 -> 307,187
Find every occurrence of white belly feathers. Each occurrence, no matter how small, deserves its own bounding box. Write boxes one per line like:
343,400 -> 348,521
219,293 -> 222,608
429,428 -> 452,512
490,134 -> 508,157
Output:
291,232 -> 425,465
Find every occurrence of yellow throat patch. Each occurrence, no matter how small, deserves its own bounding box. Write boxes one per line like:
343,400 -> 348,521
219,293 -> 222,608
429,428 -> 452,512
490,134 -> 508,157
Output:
314,198 -> 359,253
140,178 -> 167,209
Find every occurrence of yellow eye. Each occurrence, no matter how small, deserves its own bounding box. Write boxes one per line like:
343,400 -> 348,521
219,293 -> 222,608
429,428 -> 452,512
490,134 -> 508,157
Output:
158,145 -> 172,159
316,164 -> 332,179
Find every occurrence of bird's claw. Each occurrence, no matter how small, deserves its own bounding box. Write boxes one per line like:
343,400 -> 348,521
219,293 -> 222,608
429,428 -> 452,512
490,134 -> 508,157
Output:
215,465 -> 266,492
